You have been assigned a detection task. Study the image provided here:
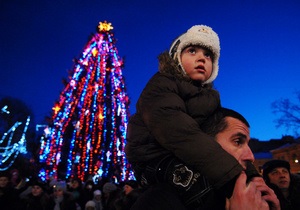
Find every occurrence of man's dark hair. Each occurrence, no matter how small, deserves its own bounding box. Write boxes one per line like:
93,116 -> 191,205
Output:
201,107 -> 250,137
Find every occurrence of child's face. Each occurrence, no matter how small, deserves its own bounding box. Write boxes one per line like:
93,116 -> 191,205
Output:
54,188 -> 64,197
31,185 -> 43,196
180,46 -> 213,82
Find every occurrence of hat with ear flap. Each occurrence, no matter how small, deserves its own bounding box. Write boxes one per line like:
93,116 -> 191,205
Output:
169,25 -> 220,84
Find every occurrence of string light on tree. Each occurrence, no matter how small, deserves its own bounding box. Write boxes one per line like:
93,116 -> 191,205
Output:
1,105 -> 10,114
39,21 -> 134,182
0,106 -> 29,171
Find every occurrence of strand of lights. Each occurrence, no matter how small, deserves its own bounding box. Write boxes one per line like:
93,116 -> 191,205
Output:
0,106 -> 29,171
1,105 -> 10,114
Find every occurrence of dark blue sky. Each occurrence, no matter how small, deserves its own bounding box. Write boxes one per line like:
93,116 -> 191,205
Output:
1,0 -> 299,140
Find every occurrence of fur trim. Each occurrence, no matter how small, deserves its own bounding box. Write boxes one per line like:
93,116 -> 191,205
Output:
158,51 -> 191,81
158,51 -> 214,88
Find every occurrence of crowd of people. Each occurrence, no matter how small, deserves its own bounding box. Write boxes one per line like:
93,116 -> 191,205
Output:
1,160 -> 300,210
0,170 -> 142,210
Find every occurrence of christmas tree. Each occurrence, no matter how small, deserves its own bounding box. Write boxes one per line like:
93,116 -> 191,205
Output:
39,21 -> 133,182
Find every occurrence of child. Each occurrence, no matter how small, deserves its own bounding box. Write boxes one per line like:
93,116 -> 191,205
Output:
125,25 -> 249,207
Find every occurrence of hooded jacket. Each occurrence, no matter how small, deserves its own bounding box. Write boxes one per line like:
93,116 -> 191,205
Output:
125,52 -> 243,189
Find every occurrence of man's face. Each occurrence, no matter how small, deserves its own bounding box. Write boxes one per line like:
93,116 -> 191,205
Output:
267,167 -> 290,189
215,117 -> 254,169
124,184 -> 134,195
0,176 -> 9,188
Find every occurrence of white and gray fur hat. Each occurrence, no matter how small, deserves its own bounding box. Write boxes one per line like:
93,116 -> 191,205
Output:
169,25 -> 220,84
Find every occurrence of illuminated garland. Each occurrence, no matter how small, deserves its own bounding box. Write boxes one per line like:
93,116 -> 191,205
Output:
39,21 -> 134,182
0,106 -> 29,171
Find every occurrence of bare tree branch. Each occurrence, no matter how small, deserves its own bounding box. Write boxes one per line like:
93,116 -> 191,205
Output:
272,91 -> 300,136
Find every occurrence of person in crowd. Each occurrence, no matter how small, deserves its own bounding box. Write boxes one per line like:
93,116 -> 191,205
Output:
48,180 -> 78,210
263,159 -> 300,210
10,169 -> 22,188
81,179 -> 96,209
130,108 -> 280,210
19,179 -> 50,210
92,189 -> 103,210
85,200 -> 96,210
10,168 -> 28,192
102,182 -> 121,210
0,170 -> 20,210
125,24 -> 260,208
68,177 -> 84,208
114,180 -> 143,210
122,180 -> 138,196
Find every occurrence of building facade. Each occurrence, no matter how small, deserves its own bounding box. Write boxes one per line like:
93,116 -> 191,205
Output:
271,143 -> 300,174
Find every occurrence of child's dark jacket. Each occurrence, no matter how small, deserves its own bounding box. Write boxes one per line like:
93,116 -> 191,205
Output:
125,52 -> 243,189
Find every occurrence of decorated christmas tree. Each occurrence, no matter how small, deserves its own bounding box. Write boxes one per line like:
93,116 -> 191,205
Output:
39,21 -> 133,182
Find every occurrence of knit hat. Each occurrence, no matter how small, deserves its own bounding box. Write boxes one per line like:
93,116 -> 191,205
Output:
169,25 -> 220,84
102,182 -> 117,193
0,170 -> 10,178
124,180 -> 138,189
93,189 -> 102,196
53,181 -> 67,192
262,160 -> 290,182
49,179 -> 58,188
31,179 -> 46,190
85,200 -> 96,208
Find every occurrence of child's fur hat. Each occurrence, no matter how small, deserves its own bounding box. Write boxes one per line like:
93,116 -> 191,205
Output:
169,25 -> 220,84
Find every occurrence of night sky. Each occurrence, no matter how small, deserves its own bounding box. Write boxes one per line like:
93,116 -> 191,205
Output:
1,0 -> 299,140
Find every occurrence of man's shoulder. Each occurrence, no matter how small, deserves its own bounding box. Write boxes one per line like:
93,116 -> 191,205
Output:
291,173 -> 300,183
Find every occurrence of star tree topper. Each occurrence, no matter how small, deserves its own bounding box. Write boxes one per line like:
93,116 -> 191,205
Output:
98,21 -> 114,32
